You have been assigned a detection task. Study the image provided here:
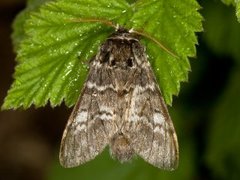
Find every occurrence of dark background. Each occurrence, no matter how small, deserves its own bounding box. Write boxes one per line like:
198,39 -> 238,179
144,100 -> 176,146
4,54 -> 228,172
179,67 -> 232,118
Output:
1,0 -> 240,180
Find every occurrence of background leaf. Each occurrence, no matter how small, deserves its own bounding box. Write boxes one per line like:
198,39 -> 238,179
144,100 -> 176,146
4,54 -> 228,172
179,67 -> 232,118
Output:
201,1 -> 240,178
12,0 -> 53,51
204,0 -> 240,64
3,0 -> 202,109
205,68 -> 240,179
237,0 -> 240,22
220,0 -> 240,22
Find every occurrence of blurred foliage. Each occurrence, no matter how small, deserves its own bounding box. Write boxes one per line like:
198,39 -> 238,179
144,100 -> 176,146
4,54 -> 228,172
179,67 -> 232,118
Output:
204,0 -> 240,63
206,68 -> 240,179
220,0 -> 240,22
202,3 -> 240,179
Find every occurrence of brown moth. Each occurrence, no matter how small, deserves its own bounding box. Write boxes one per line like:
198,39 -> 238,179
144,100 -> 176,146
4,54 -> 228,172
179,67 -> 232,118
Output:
59,27 -> 179,170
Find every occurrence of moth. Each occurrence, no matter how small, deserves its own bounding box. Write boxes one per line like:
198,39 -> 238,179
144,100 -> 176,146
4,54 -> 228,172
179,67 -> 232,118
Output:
59,27 -> 179,170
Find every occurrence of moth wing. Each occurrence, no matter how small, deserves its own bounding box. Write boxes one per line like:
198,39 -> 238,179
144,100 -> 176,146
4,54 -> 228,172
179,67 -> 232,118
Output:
123,68 -> 179,170
59,63 -> 118,168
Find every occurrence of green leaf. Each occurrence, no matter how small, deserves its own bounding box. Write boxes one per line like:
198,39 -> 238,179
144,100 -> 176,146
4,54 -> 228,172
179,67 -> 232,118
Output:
220,0 -> 240,22
221,0 -> 235,5
128,0 -> 202,104
12,0 -> 53,51
3,0 -> 202,109
203,0 -> 240,64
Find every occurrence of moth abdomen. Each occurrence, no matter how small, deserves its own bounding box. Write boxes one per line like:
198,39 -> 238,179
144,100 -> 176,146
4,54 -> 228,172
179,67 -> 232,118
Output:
110,133 -> 134,163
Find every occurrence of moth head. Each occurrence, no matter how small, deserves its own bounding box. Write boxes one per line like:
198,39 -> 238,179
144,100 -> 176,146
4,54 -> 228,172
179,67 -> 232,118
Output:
111,27 -> 140,41
97,33 -> 143,69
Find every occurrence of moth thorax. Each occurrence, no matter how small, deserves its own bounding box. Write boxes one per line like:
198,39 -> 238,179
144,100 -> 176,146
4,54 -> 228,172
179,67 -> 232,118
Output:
110,133 -> 134,163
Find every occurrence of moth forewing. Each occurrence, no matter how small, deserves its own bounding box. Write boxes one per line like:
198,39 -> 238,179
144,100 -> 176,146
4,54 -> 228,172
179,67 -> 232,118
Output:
59,27 -> 179,170
59,64 -> 116,168
121,43 -> 179,170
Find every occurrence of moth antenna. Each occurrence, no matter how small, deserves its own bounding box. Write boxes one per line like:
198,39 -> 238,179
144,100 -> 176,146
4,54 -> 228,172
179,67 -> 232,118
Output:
129,29 -> 178,59
69,18 -> 178,58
